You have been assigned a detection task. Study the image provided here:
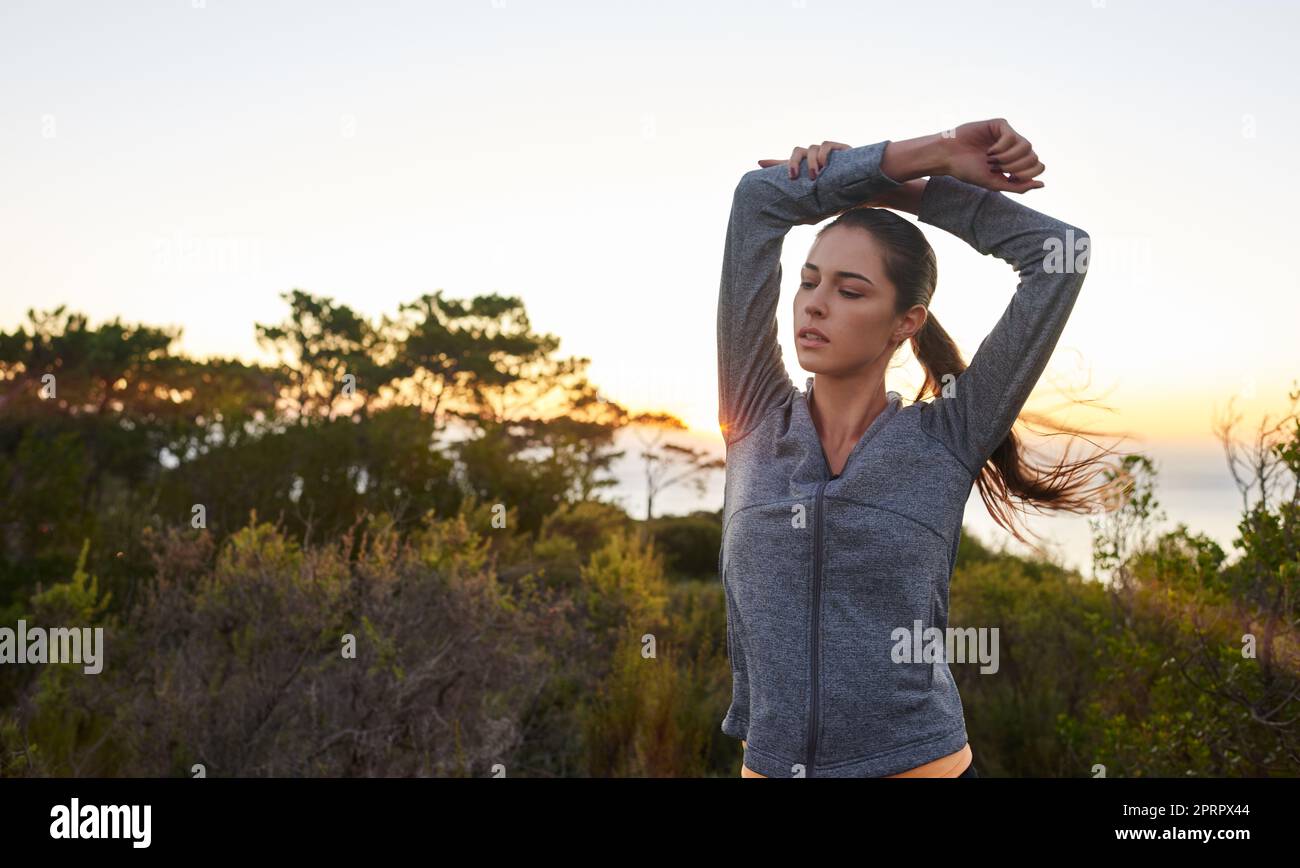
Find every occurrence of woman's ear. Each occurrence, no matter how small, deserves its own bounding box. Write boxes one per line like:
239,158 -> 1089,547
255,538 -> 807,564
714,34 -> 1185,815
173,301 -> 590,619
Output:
895,305 -> 928,344
907,305 -> 929,338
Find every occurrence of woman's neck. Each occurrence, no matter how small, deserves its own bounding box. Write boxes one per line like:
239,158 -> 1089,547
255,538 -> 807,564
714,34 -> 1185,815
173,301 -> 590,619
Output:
808,374 -> 892,452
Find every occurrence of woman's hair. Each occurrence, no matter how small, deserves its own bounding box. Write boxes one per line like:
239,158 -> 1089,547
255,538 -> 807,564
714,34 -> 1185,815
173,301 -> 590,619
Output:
816,207 -> 1134,555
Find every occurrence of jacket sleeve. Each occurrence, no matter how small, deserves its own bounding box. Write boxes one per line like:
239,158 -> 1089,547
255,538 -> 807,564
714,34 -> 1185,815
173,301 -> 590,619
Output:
717,139 -> 904,444
915,173 -> 1091,473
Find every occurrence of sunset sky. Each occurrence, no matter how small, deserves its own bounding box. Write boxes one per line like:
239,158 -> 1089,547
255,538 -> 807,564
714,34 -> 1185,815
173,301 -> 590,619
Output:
3,1 -> 1297,569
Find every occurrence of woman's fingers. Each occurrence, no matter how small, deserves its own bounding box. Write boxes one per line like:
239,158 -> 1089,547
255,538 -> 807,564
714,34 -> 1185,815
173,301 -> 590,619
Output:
959,119 -> 1045,193
985,121 -> 1017,157
991,138 -> 1033,167
813,141 -> 849,179
993,171 -> 1046,193
788,146 -> 808,178
987,136 -> 1024,161
759,141 -> 850,179
755,152 -> 806,178
759,157 -> 797,178
999,154 -> 1043,175
807,144 -> 823,178
983,157 -> 1045,193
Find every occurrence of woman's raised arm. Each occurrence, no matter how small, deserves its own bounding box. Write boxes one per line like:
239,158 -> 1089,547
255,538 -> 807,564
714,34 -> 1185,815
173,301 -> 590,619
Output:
916,172 -> 1091,473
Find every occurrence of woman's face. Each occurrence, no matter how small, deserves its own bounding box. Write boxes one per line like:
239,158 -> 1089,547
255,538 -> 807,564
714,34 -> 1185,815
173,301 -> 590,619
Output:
793,225 -> 919,375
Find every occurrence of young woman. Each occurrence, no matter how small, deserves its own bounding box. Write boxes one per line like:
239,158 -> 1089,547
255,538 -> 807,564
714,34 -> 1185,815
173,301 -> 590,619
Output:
717,119 -> 1113,778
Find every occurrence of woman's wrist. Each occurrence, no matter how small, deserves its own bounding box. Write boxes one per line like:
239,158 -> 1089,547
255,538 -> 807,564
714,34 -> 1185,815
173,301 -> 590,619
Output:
880,133 -> 952,182
879,178 -> 928,215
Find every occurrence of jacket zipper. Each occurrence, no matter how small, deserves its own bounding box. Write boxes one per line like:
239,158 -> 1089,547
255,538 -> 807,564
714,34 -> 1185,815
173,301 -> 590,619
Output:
807,477 -> 829,776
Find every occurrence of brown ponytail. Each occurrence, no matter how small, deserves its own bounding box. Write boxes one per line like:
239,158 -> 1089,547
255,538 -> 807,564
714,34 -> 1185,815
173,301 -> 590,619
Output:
819,207 -> 1133,555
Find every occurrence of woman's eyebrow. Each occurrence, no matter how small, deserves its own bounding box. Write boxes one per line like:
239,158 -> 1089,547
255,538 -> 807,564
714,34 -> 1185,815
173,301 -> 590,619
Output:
802,263 -> 875,286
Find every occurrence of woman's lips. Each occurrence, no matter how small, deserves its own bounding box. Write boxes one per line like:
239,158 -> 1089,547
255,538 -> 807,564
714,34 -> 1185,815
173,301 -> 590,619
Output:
798,334 -> 829,348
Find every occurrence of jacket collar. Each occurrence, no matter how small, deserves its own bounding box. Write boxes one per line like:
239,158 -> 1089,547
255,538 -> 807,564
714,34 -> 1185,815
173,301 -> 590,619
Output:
804,376 -> 902,407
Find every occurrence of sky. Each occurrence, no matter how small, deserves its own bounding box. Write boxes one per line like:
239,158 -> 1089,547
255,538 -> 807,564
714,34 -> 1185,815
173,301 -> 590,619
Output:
3,0 -> 1298,573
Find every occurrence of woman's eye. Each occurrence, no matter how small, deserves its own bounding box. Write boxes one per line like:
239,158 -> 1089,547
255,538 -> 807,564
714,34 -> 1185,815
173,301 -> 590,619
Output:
799,282 -> 860,298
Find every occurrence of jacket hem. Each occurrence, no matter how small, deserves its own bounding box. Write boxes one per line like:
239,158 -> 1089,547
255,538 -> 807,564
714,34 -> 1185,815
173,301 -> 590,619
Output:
741,726 -> 970,778
721,714 -> 748,741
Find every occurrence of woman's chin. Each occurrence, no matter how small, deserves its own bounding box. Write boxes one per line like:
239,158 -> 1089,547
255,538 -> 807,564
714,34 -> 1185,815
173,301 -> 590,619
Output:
797,354 -> 827,371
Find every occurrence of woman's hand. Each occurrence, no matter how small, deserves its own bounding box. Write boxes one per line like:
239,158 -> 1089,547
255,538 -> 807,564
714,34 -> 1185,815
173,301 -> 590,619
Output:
757,141 -> 850,180
941,118 -> 1046,194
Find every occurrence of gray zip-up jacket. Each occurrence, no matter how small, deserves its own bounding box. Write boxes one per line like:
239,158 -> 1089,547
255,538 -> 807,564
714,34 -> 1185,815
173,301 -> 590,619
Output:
716,139 -> 1090,777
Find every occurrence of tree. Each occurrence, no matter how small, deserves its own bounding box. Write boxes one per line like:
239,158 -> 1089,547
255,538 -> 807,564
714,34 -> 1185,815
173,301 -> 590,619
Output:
1088,453 -> 1166,588
0,306 -> 282,607
254,289 -> 397,423
627,412 -> 725,520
